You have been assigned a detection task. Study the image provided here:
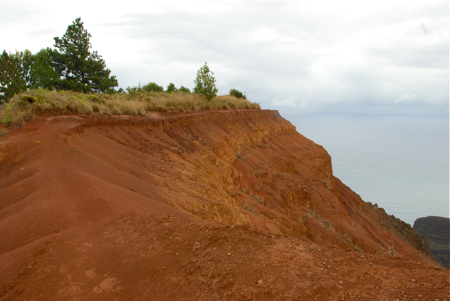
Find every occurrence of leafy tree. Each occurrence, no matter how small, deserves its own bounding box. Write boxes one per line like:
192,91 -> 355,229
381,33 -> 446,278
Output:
49,18 -> 118,93
142,82 -> 164,92
0,50 -> 32,103
166,82 -> 177,93
193,62 -> 217,101
229,88 -> 246,99
178,86 -> 191,93
29,49 -> 59,90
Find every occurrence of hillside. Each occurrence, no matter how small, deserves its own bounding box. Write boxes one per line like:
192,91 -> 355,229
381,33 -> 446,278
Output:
0,109 -> 448,300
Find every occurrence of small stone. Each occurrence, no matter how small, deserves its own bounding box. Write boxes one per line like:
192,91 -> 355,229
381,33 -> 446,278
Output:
306,271 -> 313,277
228,253 -> 231,256
257,280 -> 263,285
336,268 -> 339,271
339,280 -> 343,284
411,279 -> 415,282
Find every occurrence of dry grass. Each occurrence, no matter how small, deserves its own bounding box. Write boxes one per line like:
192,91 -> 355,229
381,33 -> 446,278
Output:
0,89 -> 260,128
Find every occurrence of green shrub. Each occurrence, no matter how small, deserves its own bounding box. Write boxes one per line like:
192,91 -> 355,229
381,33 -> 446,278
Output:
178,86 -> 191,93
0,103 -> 13,126
142,82 -> 164,92
229,88 -> 246,99
166,83 -> 177,93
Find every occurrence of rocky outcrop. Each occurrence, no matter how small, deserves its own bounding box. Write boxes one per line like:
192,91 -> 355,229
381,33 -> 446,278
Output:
414,216 -> 450,268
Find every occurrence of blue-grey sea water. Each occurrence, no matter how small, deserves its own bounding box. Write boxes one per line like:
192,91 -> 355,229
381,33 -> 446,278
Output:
283,113 -> 449,226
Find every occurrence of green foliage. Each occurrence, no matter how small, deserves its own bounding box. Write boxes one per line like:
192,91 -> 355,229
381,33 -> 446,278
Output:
21,50 -> 33,86
126,82 -> 164,93
1,18 -> 119,99
128,82 -> 190,94
29,49 -> 59,90
178,86 -> 191,93
125,83 -> 142,93
49,18 -> 118,93
229,88 -> 246,100
0,50 -> 32,103
142,82 -> 164,92
1,102 -> 12,126
166,83 -> 177,93
193,62 -> 218,101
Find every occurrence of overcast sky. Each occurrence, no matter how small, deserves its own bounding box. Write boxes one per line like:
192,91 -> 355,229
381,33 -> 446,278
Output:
1,0 -> 448,115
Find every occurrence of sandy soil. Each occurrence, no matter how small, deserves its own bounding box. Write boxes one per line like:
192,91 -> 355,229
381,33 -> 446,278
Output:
0,110 -> 448,300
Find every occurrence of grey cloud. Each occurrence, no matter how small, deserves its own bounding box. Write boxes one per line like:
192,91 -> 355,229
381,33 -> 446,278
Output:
2,1 -> 447,116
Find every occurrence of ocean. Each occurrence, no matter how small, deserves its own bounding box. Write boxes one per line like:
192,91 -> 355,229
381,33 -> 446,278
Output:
283,113 -> 449,226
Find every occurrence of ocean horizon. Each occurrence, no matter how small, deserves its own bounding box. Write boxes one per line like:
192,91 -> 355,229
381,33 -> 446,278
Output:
283,113 -> 449,226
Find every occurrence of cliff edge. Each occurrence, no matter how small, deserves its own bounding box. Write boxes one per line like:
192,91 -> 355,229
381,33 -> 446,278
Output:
0,110 -> 448,300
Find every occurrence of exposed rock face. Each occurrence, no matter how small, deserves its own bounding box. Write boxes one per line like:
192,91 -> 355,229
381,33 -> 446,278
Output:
414,216 -> 450,268
0,110 -> 448,300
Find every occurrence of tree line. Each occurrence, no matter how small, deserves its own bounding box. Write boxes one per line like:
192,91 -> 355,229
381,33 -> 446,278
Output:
0,18 -> 247,104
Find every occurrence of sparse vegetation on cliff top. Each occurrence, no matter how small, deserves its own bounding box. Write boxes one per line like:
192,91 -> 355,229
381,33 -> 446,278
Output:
0,89 -> 260,128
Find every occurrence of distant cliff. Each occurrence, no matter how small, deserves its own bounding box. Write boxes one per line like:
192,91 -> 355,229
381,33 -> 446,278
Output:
414,216 -> 450,268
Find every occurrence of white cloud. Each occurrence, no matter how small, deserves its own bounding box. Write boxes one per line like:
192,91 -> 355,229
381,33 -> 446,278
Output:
394,93 -> 418,104
0,0 -> 448,115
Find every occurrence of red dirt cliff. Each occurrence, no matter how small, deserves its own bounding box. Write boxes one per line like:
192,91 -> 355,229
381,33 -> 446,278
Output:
0,110 -> 448,300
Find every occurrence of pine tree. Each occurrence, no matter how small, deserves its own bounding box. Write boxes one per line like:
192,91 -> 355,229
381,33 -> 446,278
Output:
49,18 -> 118,93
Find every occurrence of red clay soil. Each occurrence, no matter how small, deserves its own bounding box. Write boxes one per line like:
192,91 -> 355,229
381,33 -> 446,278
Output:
0,110 -> 448,300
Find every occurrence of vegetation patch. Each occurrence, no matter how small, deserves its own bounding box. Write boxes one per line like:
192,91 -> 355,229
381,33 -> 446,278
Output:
0,89 -> 260,128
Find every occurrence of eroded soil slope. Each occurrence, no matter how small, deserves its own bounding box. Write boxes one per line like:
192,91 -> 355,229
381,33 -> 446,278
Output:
0,110 -> 448,300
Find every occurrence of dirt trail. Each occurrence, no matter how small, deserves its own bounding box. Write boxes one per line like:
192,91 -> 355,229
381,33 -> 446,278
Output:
0,111 -> 448,300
